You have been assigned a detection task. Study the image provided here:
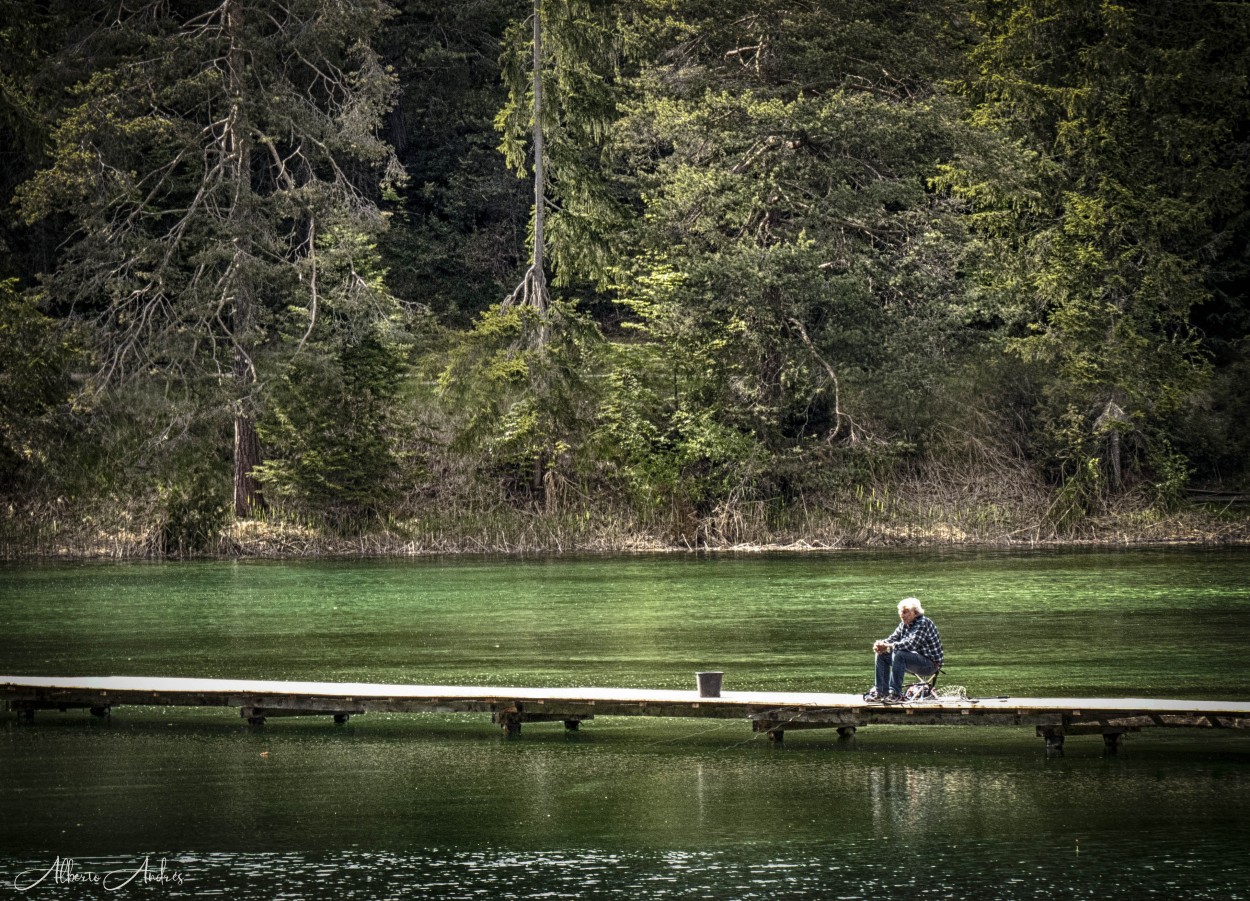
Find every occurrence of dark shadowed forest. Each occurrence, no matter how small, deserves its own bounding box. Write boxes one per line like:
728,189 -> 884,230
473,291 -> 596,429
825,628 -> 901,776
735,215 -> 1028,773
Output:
1,0 -> 1248,556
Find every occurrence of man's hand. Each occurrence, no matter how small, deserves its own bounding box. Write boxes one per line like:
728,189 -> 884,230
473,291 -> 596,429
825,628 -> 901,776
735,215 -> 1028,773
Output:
873,640 -> 889,655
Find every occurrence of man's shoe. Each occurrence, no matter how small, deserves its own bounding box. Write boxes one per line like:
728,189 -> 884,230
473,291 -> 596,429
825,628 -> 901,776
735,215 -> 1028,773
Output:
882,692 -> 905,705
862,689 -> 883,703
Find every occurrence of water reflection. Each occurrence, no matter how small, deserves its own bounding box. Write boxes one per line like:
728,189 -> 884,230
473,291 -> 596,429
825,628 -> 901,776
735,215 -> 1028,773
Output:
2,713 -> 1249,897
866,759 -> 1041,840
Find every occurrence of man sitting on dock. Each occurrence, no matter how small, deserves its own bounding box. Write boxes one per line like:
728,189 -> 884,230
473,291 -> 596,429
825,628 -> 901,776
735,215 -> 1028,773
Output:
865,597 -> 943,704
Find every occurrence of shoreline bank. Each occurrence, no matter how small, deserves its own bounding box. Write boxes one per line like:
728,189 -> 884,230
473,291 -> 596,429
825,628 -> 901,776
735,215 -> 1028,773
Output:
4,509 -> 1248,561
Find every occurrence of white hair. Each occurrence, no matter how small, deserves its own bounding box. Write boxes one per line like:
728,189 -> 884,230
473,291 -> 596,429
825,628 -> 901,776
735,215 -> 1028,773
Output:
898,597 -> 924,616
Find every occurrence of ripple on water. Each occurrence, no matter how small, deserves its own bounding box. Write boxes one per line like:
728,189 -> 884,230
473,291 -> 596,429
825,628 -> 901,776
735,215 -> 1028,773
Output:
3,841 -> 1248,900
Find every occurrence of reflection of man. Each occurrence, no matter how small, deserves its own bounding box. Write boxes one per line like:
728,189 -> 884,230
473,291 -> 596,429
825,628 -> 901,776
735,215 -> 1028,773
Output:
864,597 -> 943,704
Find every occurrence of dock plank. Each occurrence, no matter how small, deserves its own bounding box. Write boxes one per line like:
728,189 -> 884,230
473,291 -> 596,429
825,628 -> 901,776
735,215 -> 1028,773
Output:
3,675 -> 1248,751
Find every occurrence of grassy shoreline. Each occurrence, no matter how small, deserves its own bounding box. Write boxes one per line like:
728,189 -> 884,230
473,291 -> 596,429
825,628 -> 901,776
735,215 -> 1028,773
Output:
4,499 -> 1248,560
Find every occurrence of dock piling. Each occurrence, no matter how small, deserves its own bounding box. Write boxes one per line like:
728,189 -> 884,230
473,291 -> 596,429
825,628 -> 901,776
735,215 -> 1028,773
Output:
1039,726 -> 1065,756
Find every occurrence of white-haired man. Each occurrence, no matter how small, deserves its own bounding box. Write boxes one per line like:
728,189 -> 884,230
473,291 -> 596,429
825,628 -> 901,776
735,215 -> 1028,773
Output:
865,597 -> 943,704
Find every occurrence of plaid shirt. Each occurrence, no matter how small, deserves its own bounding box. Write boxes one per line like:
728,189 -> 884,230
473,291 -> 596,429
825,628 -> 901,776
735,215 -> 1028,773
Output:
883,615 -> 943,665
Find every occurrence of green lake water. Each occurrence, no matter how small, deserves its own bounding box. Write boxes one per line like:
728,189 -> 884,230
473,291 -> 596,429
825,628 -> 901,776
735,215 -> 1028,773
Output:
1,547 -> 1248,898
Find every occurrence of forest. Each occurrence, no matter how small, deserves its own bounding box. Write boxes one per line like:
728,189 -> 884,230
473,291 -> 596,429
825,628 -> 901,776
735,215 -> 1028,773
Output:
1,0 -> 1248,556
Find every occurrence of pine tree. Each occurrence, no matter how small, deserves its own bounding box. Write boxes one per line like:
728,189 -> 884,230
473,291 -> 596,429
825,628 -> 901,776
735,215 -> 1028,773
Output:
17,0 -> 404,517
946,0 -> 1250,509
495,0 -> 625,315
596,0 -> 979,530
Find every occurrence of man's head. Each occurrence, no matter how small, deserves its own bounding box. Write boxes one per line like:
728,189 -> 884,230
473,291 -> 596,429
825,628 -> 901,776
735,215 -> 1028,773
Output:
898,597 -> 924,623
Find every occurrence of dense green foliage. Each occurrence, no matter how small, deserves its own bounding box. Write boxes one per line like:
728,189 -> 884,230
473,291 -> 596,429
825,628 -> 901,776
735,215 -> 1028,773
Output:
598,1 -> 981,530
945,0 -> 1250,517
1,0 -> 1247,553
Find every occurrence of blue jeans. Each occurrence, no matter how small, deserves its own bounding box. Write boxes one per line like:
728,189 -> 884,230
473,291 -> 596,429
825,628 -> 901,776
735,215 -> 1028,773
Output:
875,649 -> 939,696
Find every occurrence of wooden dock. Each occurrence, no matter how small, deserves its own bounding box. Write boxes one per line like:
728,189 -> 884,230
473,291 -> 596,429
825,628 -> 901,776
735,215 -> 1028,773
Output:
3,675 -> 1249,754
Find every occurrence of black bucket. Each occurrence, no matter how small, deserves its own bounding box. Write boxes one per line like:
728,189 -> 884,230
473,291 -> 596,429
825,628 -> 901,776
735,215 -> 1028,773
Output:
695,671 -> 723,698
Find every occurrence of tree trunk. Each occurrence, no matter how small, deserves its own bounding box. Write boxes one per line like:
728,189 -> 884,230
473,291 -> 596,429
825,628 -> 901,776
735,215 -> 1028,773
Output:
226,0 -> 264,517
1094,397 -> 1126,494
1108,427 -> 1122,491
530,0 -> 547,315
503,0 -> 550,316
234,405 -> 264,516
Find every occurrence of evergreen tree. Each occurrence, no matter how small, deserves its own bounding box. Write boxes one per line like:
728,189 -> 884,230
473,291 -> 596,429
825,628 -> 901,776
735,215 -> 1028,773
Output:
432,0 -> 626,510
379,0 -> 530,326
946,0 -> 1250,510
0,279 -> 75,494
597,0 -> 979,531
16,0 -> 404,518
495,0 -> 626,313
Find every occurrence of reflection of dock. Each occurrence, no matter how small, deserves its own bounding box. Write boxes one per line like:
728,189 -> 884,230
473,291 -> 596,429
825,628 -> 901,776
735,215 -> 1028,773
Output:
3,675 -> 1249,754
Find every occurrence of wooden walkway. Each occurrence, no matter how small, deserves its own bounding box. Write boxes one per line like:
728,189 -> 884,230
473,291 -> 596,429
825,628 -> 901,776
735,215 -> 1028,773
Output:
3,675 -> 1249,754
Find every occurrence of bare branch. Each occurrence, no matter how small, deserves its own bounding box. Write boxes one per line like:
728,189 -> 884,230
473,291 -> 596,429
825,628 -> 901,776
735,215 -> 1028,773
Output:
788,317 -> 872,444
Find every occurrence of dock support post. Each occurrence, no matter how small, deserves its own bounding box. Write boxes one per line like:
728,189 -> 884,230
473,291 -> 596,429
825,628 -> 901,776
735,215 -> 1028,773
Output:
563,719 -> 580,731
333,713 -> 351,725
494,710 -> 522,737
241,708 -> 266,726
767,728 -> 784,743
1102,731 -> 1124,753
1038,726 -> 1065,756
837,726 -> 857,739
90,706 -> 110,719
